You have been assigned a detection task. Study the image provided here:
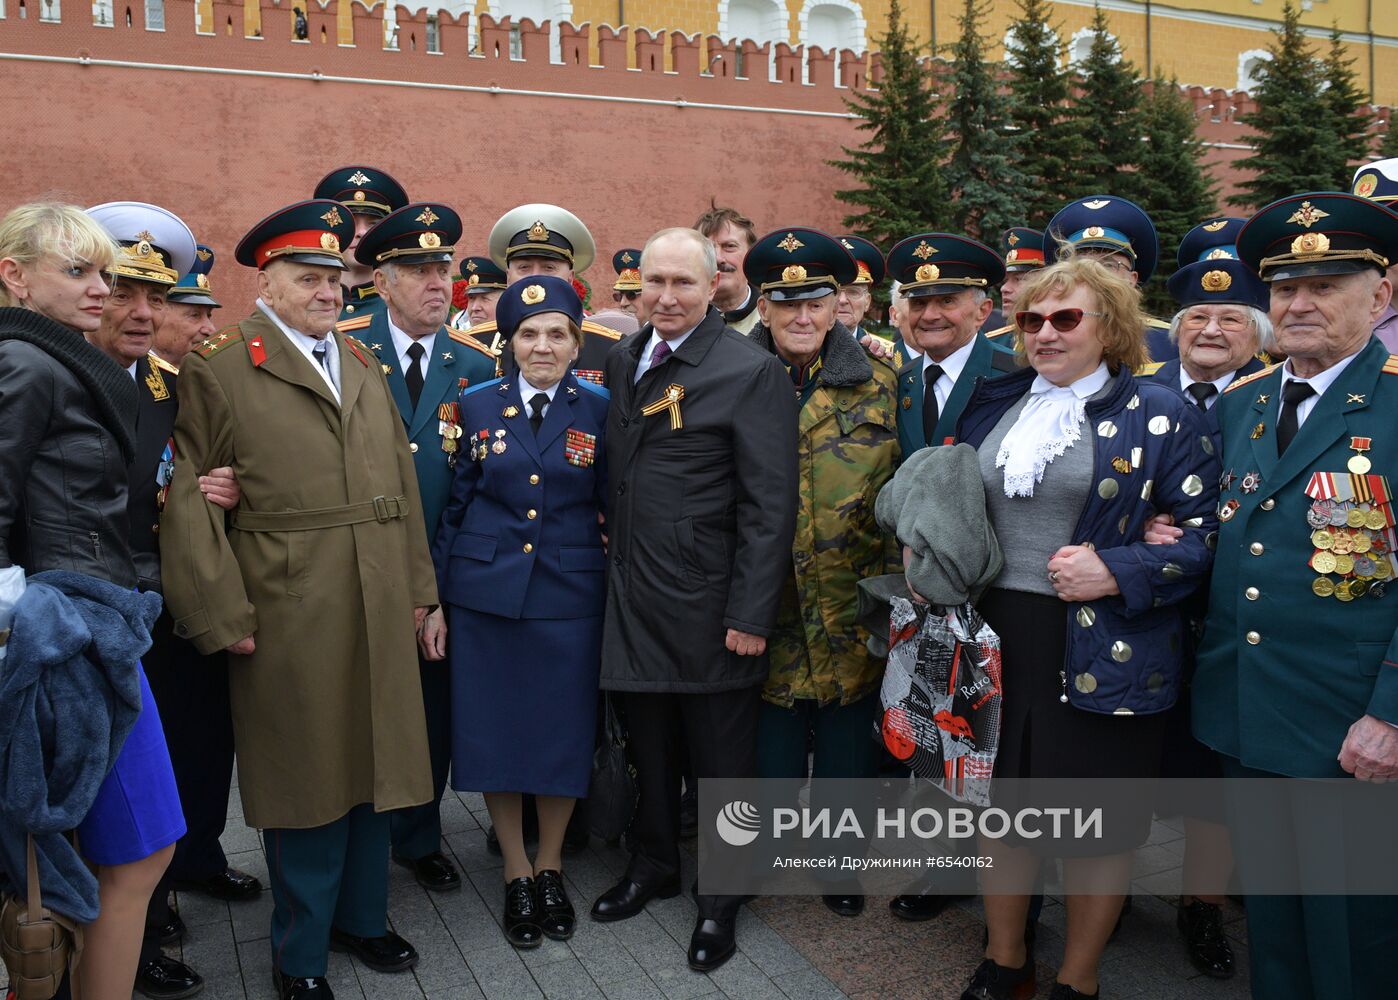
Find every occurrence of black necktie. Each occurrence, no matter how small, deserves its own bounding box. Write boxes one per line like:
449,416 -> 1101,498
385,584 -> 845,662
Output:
922,364 -> 944,445
1186,382 -> 1218,409
528,392 -> 549,437
312,340 -> 330,371
1276,380 -> 1316,455
405,342 -> 425,410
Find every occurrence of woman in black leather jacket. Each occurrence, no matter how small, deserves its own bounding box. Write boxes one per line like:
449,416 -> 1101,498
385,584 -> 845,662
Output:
0,202 -> 185,998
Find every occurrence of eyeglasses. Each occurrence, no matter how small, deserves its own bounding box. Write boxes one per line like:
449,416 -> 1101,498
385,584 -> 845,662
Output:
1015,308 -> 1103,334
1180,311 -> 1249,333
616,290 -> 641,301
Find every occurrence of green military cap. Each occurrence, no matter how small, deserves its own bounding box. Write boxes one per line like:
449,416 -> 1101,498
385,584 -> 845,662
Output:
743,228 -> 857,301
313,165 -> 409,219
886,233 -> 1004,298
1237,192 -> 1398,282
460,255 -> 507,293
354,202 -> 461,267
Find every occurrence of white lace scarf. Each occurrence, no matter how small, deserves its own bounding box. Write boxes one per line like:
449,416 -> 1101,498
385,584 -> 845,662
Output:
995,364 -> 1109,498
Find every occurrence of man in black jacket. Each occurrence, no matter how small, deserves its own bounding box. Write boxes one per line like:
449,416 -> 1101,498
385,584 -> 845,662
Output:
589,228 -> 798,972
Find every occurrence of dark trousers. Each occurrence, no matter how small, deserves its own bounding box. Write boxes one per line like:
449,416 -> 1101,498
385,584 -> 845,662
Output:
1221,755 -> 1398,1000
390,653 -> 451,860
621,685 -> 761,920
756,693 -> 880,780
265,804 -> 390,977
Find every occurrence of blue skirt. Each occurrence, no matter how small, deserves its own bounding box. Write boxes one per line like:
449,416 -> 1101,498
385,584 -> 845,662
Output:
77,663 -> 186,866
448,607 -> 601,798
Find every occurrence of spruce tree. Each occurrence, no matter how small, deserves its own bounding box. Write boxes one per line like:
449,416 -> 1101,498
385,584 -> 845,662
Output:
1071,4 -> 1144,199
1380,119 -> 1398,159
943,0 -> 1027,240
1228,1 -> 1334,209
829,0 -> 949,245
1319,26 -> 1372,187
1004,0 -> 1083,225
1134,74 -> 1218,316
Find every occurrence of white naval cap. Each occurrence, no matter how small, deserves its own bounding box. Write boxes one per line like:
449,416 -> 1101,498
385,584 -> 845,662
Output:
86,201 -> 198,285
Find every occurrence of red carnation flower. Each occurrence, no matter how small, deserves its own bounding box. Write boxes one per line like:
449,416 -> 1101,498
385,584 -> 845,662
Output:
451,278 -> 470,311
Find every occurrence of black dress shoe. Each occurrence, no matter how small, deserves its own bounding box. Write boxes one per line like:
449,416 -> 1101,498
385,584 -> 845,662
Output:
590,876 -> 681,922
273,970 -> 334,999
147,910 -> 186,946
135,956 -> 204,999
960,956 -> 1035,1000
822,893 -> 864,917
328,928 -> 418,973
174,867 -> 262,903
687,917 -> 736,972
1047,984 -> 1098,999
393,851 -> 461,892
504,876 -> 544,949
1177,899 -> 1235,979
890,893 -> 956,921
535,870 -> 576,940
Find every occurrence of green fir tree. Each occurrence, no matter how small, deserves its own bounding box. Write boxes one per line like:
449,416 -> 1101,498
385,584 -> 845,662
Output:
1380,118 -> 1398,159
943,0 -> 1027,240
829,0 -> 949,246
1070,4 -> 1144,199
1004,0 -> 1083,225
1319,26 -> 1372,187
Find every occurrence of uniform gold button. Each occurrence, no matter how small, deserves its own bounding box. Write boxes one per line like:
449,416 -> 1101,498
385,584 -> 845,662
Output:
527,509 -> 537,520
1260,498 -> 1275,510
1246,631 -> 1261,645
409,443 -> 418,453
529,474 -> 540,485
1249,542 -> 1264,556
523,543 -> 533,554
1245,587 -> 1259,600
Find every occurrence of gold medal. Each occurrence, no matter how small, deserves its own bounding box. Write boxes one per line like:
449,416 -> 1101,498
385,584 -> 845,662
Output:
1313,577 -> 1336,597
1349,454 -> 1372,475
1312,550 -> 1338,574
1334,553 -> 1356,575
1335,581 -> 1354,602
1376,559 -> 1393,580
1311,529 -> 1334,550
1347,508 -> 1367,529
442,438 -> 457,454
1354,533 -> 1373,554
1366,509 -> 1388,530
1332,533 -> 1356,555
448,425 -> 463,439
503,405 -> 520,418
1351,579 -> 1370,598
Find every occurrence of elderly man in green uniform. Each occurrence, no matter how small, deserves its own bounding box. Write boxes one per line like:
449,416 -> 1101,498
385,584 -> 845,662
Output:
160,200 -> 440,1000
337,202 -> 496,895
314,165 -> 409,323
1189,192 -> 1398,1000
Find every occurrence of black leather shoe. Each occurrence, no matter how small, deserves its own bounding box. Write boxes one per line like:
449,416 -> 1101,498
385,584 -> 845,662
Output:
589,876 -> 681,922
504,876 -> 544,949
328,928 -> 418,973
960,957 -> 1035,1000
147,910 -> 186,946
890,893 -> 957,921
135,956 -> 204,999
1177,899 -> 1235,979
535,870 -> 575,940
822,894 -> 864,917
1047,984 -> 1098,999
687,917 -> 736,972
273,970 -> 334,999
393,851 -> 461,892
174,867 -> 262,903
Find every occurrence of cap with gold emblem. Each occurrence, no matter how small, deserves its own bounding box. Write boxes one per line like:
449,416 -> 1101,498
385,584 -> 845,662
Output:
1000,227 -> 1045,273
495,275 -> 585,338
460,255 -> 508,294
234,199 -> 356,270
1047,195 -> 1159,282
743,228 -> 857,302
1176,217 -> 1247,266
167,244 -> 221,308
86,201 -> 197,286
313,165 -> 409,220
1352,158 -> 1398,205
886,233 -> 1004,298
488,204 -> 595,271
1236,192 -> 1398,282
354,202 -> 461,267
837,235 -> 886,286
612,248 -> 643,292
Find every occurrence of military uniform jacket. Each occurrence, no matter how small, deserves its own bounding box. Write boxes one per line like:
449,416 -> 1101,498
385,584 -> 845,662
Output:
337,309 -> 497,537
465,316 -> 623,387
159,310 -> 436,829
748,323 -> 901,708
600,308 -> 799,693
433,373 -> 610,620
339,281 -> 386,323
1192,337 -> 1398,776
897,334 -> 1019,457
128,353 -> 179,592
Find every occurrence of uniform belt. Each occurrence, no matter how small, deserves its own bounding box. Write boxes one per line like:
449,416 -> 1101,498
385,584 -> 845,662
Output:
231,495 -> 410,532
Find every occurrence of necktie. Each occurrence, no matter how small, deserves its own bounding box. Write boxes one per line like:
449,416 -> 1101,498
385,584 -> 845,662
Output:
922,364 -> 944,445
313,339 -> 330,372
1276,380 -> 1316,455
405,342 -> 426,410
528,392 -> 549,437
1186,382 -> 1218,409
646,339 -> 672,374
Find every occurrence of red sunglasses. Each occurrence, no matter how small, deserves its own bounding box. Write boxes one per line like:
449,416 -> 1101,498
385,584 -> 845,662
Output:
1015,308 -> 1103,334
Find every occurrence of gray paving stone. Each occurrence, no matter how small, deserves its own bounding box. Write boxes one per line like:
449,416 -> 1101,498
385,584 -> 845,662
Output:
229,890 -> 274,944
570,927 -> 649,985
702,953 -> 778,1000
174,887 -> 233,929
220,821 -> 263,856
730,911 -> 807,976
425,984 -> 488,1000
529,956 -> 609,1000
772,966 -> 844,1000
225,846 -> 271,890
356,966 -> 428,998
599,980 -> 669,1000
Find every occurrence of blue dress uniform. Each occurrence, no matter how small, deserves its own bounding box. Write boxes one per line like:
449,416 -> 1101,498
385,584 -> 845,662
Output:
314,165 -> 409,323
336,203 -> 498,879
1047,194 -> 1176,361
432,277 -> 609,799
1191,192 -> 1398,1000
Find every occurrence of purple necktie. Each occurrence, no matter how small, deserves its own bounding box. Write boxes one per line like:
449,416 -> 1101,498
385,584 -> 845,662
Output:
647,339 -> 672,374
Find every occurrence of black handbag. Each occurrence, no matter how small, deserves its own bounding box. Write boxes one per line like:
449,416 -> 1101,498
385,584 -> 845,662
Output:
589,694 -> 637,843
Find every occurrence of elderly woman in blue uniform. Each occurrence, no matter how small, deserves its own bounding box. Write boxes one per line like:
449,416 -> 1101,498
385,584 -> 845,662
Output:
433,275 -> 609,950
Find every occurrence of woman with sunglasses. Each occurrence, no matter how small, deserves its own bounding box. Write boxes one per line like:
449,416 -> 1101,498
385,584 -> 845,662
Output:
948,256 -> 1220,1000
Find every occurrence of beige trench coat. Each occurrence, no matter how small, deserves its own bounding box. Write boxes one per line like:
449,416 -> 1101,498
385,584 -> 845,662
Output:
160,310 -> 436,829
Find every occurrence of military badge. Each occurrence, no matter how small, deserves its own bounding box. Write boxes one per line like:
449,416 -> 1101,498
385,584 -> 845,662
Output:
155,438 -> 175,511
1239,471 -> 1262,494
438,402 -> 462,464
564,429 -> 597,468
144,363 -> 170,402
640,383 -> 686,431
1218,499 -> 1240,522
574,369 -> 605,386
492,429 -> 507,455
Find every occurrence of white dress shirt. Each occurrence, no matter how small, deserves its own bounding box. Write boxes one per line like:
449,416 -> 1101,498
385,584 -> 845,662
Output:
519,375 -> 560,421
1279,348 -> 1365,428
922,335 -> 978,411
257,299 -> 340,402
635,326 -> 697,383
1177,366 -> 1237,410
388,315 -> 436,386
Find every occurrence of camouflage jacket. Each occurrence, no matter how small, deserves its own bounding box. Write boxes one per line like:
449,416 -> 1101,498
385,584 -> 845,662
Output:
750,322 -> 901,707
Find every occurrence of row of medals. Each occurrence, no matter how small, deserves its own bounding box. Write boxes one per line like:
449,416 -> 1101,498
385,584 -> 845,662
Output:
1308,500 -> 1394,601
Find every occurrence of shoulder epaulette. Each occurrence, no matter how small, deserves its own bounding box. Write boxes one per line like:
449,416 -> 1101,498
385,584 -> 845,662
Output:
194,327 -> 245,359
864,333 -> 895,351
1223,362 -> 1281,394
985,324 -> 1015,340
462,376 -> 503,399
447,327 -> 499,360
336,315 -> 373,333
1382,354 -> 1398,376
1136,361 -> 1165,376
575,378 -> 611,400
1145,317 -> 1171,329
147,351 -> 179,375
342,335 -> 372,367
582,319 -> 623,341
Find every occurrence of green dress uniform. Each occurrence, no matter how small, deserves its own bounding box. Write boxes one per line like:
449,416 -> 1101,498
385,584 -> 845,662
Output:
314,164 -> 409,324
1191,192 -> 1398,1000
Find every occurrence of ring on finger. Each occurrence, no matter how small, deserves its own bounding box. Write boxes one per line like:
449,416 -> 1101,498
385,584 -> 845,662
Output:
1049,571 -> 1060,583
